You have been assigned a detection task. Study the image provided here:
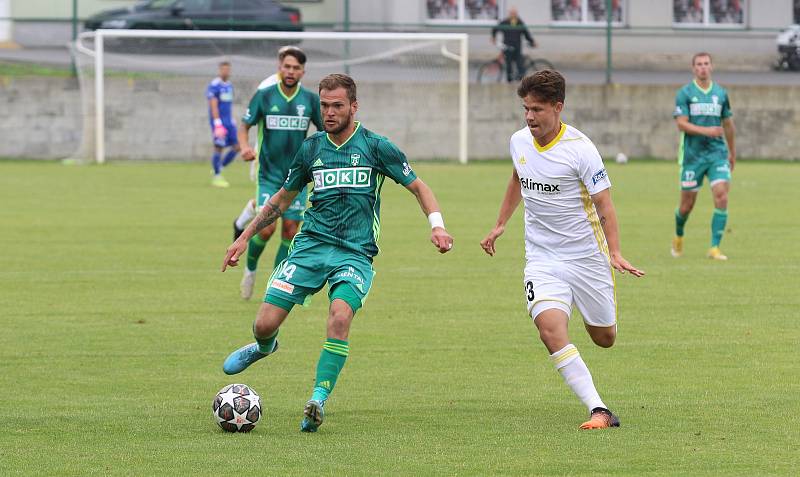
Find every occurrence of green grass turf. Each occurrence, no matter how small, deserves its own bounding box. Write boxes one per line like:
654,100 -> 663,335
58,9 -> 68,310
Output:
0,160 -> 798,476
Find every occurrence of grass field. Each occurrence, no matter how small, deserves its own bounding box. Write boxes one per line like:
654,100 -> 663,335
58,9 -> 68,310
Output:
1,160 -> 798,476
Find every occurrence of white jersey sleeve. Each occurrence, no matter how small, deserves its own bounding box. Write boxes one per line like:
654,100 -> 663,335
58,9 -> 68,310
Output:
257,73 -> 280,90
575,137 -> 611,195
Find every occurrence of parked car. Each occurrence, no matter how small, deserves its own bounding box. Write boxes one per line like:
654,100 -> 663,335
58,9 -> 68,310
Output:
84,0 -> 302,32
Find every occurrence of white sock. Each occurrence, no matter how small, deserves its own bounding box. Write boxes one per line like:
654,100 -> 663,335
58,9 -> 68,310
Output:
550,344 -> 606,411
249,160 -> 257,182
235,199 -> 257,229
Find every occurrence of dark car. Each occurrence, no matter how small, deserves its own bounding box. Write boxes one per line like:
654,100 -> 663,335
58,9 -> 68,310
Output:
85,0 -> 302,32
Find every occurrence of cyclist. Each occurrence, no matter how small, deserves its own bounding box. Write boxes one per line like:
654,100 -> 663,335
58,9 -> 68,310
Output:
491,7 -> 536,83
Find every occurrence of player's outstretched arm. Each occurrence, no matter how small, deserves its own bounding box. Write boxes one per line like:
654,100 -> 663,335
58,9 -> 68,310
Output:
221,188 -> 299,271
590,189 -> 645,277
404,178 -> 454,254
480,168 -> 522,257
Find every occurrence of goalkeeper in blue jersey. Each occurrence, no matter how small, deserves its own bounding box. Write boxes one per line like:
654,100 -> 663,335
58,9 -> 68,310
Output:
206,61 -> 240,188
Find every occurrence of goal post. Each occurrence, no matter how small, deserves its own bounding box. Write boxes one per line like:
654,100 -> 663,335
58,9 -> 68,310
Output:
72,29 -> 469,165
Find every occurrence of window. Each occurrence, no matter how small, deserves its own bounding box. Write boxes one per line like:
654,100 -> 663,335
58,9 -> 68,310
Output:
426,0 -> 501,23
795,0 -> 800,23
673,0 -> 746,27
551,0 -> 625,25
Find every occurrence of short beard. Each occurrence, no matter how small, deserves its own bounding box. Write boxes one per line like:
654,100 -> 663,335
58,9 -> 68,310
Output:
324,120 -> 349,135
281,78 -> 296,88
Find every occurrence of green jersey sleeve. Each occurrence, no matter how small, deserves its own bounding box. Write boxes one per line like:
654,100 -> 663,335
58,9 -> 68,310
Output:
283,141 -> 311,191
721,91 -> 733,119
375,138 -> 417,186
673,87 -> 690,117
242,89 -> 265,126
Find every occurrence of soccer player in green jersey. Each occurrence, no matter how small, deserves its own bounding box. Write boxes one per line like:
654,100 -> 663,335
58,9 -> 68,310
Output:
233,47 -> 323,300
672,52 -> 736,260
220,74 -> 454,432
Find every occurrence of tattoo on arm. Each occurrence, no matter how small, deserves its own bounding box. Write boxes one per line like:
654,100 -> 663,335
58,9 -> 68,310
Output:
599,215 -> 607,227
252,202 -> 282,234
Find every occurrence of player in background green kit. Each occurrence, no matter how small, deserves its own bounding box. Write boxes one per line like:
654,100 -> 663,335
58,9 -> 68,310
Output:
672,52 -> 736,260
234,47 -> 322,300
220,74 -> 454,432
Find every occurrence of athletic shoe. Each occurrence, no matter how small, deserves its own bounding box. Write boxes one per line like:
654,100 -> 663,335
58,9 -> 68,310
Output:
707,247 -> 728,260
300,399 -> 325,432
233,219 -> 244,241
670,236 -> 683,258
579,407 -> 620,430
240,269 -> 256,300
222,340 -> 278,375
211,175 -> 230,188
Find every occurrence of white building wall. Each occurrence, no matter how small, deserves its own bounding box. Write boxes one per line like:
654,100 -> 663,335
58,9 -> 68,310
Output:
0,0 -> 11,42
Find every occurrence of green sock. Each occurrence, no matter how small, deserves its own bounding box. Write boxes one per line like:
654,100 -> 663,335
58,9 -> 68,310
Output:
246,235 -> 268,271
311,338 -> 349,403
675,208 -> 689,237
711,208 -> 728,247
253,322 -> 278,354
274,238 -> 291,268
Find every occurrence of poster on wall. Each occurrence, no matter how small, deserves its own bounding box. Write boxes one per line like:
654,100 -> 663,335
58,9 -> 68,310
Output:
587,0 -> 623,22
427,0 -> 501,22
467,0 -> 500,20
552,0 -> 624,24
551,0 -> 584,22
709,0 -> 744,24
674,0 -> 705,24
674,0 -> 745,25
427,0 -> 459,20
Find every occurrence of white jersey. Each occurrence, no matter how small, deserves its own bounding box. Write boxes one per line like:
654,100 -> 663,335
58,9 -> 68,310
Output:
257,73 -> 280,90
510,123 -> 612,261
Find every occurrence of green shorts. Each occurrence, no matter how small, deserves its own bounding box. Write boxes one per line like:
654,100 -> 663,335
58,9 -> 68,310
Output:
680,158 -> 731,191
263,233 -> 375,314
257,180 -> 307,222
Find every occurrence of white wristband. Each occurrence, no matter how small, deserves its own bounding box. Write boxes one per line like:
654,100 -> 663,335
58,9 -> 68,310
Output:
428,212 -> 445,230
213,118 -> 223,126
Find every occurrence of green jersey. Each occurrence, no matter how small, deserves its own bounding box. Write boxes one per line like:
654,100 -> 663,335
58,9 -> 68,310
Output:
242,83 -> 322,186
283,122 -> 418,258
673,80 -> 732,164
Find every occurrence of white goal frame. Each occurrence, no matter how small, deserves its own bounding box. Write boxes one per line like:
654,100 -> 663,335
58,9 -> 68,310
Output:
75,29 -> 469,164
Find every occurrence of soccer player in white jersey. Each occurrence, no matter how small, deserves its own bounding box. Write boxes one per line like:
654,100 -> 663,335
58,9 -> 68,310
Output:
480,70 -> 644,430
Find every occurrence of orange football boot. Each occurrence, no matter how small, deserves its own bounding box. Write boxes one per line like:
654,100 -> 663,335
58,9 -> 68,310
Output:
579,407 -> 620,430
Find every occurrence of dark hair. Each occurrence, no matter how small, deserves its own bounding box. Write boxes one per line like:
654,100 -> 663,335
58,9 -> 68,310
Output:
692,52 -> 712,65
219,61 -> 231,67
319,73 -> 357,103
278,46 -> 307,66
516,70 -> 565,104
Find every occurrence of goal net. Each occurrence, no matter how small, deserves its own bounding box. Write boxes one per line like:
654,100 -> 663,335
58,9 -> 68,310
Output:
71,30 -> 468,164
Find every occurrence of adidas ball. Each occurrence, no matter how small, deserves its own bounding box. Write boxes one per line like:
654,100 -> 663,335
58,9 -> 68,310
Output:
212,384 -> 261,432
615,152 -> 628,164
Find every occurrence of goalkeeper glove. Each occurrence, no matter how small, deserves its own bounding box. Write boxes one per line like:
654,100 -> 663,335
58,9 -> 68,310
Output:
213,118 -> 227,139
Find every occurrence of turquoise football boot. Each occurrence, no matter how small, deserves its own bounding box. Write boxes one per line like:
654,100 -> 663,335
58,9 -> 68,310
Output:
222,340 -> 278,375
300,399 -> 325,432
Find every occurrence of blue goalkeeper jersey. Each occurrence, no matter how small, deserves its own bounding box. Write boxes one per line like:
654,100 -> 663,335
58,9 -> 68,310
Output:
206,77 -> 234,125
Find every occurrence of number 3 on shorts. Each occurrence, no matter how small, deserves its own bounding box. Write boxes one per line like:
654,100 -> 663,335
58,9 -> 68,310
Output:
526,281 -> 535,302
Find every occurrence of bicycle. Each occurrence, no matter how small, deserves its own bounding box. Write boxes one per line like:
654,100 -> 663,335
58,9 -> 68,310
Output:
477,45 -> 555,84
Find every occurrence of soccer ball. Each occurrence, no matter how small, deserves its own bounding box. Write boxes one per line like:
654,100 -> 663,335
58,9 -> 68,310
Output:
615,152 -> 629,164
212,384 -> 261,432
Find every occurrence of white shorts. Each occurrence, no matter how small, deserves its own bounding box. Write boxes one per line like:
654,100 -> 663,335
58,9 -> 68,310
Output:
523,253 -> 617,327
